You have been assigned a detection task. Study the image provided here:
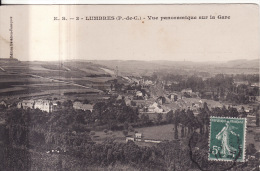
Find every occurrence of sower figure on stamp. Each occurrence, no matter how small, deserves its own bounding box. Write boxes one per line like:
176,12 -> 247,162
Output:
216,121 -> 240,157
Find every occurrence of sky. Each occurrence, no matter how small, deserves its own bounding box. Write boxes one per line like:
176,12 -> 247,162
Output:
0,4 -> 259,62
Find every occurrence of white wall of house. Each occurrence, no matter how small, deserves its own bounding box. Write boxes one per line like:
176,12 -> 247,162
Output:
35,100 -> 52,113
20,100 -> 34,109
73,102 -> 93,112
17,100 -> 53,113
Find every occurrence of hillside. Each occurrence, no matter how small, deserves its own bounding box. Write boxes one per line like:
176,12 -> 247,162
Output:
0,60 -> 116,100
224,59 -> 259,69
89,58 -> 259,76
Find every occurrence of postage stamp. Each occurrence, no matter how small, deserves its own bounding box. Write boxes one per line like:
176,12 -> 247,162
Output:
208,117 -> 247,162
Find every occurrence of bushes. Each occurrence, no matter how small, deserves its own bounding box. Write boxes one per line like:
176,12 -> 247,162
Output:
111,125 -> 124,131
62,140 -> 189,170
122,130 -> 128,137
128,125 -> 134,132
30,141 -> 167,170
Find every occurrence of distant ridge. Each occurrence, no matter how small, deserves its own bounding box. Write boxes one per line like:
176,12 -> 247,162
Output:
224,58 -> 259,68
0,58 -> 18,61
69,58 -> 259,63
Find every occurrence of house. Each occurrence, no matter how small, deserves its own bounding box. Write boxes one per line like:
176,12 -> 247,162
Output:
131,78 -> 140,84
168,93 -> 178,101
192,103 -> 200,108
135,91 -> 143,97
17,100 -> 35,110
251,82 -> 260,87
145,80 -> 153,85
122,76 -> 131,82
52,102 -> 59,111
34,100 -> 53,113
141,80 -> 153,88
181,88 -> 192,94
135,133 -> 142,139
181,89 -> 192,97
0,101 -> 7,107
200,91 -> 214,99
73,101 -> 93,112
116,95 -> 123,101
234,80 -> 249,86
136,91 -> 143,97
124,97 -> 132,106
17,99 -> 54,113
148,102 -> 164,113
132,100 -> 146,107
126,90 -> 136,94
157,96 -> 167,105
126,137 -> 135,142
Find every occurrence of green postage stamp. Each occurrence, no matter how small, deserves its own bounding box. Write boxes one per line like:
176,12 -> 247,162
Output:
209,117 -> 247,162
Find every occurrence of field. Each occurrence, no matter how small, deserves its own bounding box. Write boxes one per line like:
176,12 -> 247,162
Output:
92,120 -> 260,153
51,76 -> 114,83
0,60 -> 114,101
0,87 -> 27,93
134,124 -> 175,141
93,124 -> 183,144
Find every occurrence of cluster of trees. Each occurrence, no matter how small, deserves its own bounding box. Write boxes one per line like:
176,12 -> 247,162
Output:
2,107 -> 95,147
165,103 -> 246,140
1,98 -> 140,143
2,108 -> 32,170
64,140 -> 194,170
110,79 -> 125,92
162,74 -> 225,90
52,98 -> 139,131
1,98 -> 139,149
233,74 -> 259,83
1,107 -> 94,170
165,108 -> 201,140
140,114 -> 152,126
47,134 -> 246,171
166,74 -> 233,93
162,73 -> 259,104
225,85 -> 259,104
92,98 -> 139,129
0,107 -> 191,170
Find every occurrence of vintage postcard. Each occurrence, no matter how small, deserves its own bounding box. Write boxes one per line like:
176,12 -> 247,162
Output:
0,4 -> 259,171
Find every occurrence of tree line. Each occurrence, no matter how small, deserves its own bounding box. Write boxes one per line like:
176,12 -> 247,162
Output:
162,74 -> 259,104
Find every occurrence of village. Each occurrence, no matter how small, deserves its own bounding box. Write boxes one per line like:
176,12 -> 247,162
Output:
0,59 -> 259,170
1,73 -> 259,147
1,72 -> 258,115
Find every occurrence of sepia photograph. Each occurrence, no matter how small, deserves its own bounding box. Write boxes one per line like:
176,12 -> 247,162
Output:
0,4 -> 259,171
